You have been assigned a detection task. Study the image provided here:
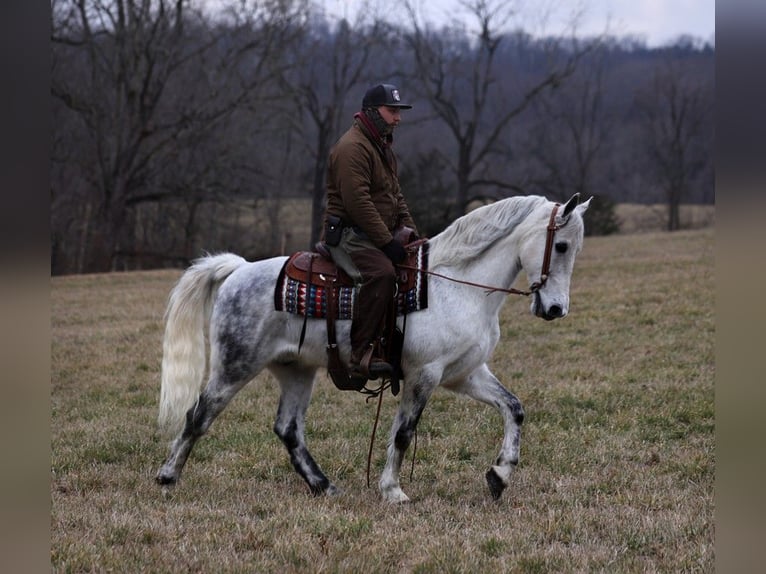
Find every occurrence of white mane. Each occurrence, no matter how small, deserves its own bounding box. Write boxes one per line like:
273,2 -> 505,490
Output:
428,195 -> 548,269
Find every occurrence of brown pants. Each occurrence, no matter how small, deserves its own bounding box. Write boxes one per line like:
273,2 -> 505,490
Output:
326,227 -> 395,364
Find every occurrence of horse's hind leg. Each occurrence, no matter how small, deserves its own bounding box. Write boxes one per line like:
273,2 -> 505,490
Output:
156,373 -> 251,487
270,364 -> 339,496
444,363 -> 525,500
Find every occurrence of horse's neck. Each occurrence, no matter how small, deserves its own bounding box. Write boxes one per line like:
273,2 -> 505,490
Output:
433,233 -> 523,308
469,236 -> 522,291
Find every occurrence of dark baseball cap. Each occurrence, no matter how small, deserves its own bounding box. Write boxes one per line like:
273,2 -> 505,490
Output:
362,83 -> 413,109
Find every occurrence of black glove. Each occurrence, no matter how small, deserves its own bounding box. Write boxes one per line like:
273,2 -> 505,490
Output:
381,239 -> 407,264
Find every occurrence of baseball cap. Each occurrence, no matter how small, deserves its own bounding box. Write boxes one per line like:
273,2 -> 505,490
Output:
362,83 -> 413,109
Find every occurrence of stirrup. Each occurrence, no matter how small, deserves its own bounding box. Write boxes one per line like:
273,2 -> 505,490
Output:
349,362 -> 393,381
361,344 -> 392,379
367,360 -> 394,379
351,346 -> 393,380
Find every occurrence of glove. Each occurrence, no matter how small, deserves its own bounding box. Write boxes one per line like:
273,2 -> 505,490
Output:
381,239 -> 407,264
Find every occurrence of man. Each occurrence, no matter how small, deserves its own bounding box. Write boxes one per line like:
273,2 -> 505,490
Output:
322,83 -> 419,380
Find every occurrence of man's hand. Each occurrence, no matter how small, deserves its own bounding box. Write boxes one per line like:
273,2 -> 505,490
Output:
381,239 -> 407,264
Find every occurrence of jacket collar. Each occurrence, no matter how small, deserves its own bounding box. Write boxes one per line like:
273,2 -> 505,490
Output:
354,112 -> 393,147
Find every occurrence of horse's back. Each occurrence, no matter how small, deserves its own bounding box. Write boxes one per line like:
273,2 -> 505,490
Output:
220,255 -> 286,287
212,255 -> 288,319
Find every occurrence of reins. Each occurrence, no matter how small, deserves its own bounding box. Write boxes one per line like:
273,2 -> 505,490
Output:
395,265 -> 538,296
397,203 -> 562,297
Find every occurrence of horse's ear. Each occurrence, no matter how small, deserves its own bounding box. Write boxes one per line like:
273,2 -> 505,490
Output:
559,194 -> 593,222
561,193 -> 581,219
575,196 -> 593,216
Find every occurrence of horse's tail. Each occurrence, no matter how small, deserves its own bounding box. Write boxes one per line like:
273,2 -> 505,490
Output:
158,253 -> 247,439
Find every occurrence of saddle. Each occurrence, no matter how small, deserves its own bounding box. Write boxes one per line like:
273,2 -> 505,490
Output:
274,228 -> 429,394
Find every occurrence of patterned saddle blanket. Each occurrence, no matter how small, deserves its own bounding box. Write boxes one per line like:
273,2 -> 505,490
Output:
274,241 -> 429,319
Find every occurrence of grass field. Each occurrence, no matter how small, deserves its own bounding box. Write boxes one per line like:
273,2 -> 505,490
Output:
51,227 -> 714,573
614,204 -> 715,234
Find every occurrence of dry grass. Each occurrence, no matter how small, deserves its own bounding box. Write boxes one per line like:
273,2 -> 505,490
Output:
615,204 -> 715,234
51,228 -> 714,573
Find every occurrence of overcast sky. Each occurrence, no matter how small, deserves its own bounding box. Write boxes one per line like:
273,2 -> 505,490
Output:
319,0 -> 715,47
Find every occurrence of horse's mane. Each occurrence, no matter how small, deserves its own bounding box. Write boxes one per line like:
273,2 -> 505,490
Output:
428,195 -> 548,269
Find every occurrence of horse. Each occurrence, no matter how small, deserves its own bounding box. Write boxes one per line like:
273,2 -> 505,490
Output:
156,193 -> 591,502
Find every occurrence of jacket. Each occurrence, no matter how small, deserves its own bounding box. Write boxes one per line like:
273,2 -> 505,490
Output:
325,119 -> 417,247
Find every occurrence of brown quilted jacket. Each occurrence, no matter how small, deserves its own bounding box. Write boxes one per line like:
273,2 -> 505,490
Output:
325,119 -> 417,247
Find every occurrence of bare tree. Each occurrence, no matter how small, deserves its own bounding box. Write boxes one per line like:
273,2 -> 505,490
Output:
50,1 -> 714,274
524,44 -> 619,234
51,0 -> 309,272
403,0 -> 589,216
527,47 -> 607,197
637,56 -> 714,231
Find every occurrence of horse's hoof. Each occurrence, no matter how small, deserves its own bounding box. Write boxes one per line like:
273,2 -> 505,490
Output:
309,481 -> 342,497
381,486 -> 411,504
485,468 -> 506,500
325,484 -> 343,496
155,472 -> 177,487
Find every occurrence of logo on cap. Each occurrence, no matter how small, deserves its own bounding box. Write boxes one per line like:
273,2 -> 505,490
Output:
391,89 -> 401,102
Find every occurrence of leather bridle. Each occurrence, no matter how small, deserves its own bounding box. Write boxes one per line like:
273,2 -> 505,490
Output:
527,202 -> 561,294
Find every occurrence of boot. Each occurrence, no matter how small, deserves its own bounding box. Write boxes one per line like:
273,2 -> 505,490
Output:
365,358 -> 394,379
349,345 -> 394,380
346,255 -> 396,380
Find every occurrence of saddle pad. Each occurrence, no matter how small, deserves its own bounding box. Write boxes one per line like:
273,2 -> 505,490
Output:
274,242 -> 429,319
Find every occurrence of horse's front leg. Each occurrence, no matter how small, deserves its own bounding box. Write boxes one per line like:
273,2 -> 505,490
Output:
379,368 -> 439,503
445,363 -> 525,500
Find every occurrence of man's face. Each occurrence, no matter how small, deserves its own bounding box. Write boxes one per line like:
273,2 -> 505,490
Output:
378,106 -> 403,128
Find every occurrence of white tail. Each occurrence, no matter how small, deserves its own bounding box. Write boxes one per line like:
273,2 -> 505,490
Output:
158,253 -> 246,438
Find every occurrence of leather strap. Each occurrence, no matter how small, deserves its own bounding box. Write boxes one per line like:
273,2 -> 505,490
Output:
325,278 -> 364,391
325,276 -> 338,356
298,254 -> 314,352
530,203 -> 560,292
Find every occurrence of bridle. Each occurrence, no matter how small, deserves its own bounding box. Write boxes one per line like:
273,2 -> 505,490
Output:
398,202 -> 563,297
527,202 -> 561,294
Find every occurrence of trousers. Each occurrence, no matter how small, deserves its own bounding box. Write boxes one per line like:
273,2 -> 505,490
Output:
326,227 -> 395,364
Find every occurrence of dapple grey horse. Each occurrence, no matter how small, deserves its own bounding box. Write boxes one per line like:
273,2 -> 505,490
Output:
156,194 -> 591,502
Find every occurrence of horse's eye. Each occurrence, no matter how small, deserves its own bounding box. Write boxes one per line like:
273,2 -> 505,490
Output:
555,242 -> 568,254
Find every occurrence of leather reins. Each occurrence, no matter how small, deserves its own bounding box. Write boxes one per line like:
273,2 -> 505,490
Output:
397,203 -> 562,297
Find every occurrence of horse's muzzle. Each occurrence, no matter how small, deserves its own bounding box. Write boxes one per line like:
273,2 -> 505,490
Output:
533,292 -> 565,321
